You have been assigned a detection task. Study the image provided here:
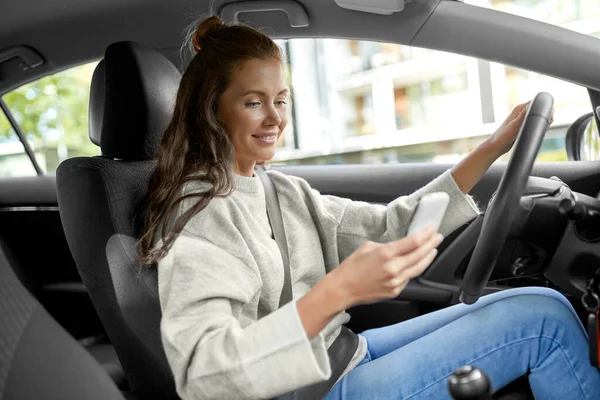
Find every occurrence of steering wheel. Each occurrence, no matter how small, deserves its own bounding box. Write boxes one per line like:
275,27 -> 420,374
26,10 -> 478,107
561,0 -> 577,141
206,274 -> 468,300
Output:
459,92 -> 554,305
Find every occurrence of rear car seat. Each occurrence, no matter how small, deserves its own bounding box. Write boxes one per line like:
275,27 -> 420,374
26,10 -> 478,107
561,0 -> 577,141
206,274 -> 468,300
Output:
0,236 -> 128,400
0,235 -> 126,388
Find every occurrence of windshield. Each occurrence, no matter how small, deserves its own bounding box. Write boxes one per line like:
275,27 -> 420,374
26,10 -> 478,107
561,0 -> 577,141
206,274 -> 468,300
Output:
470,0 -> 600,37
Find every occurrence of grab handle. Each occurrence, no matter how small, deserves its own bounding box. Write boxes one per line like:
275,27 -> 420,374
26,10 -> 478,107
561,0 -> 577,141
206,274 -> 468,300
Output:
218,0 -> 310,28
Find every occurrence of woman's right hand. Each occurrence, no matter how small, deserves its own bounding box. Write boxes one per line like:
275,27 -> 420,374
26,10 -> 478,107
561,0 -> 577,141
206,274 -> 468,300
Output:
330,227 -> 444,307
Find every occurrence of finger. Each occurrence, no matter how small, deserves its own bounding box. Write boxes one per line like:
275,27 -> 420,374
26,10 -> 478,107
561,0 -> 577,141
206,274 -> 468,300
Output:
384,227 -> 437,257
498,102 -> 528,129
391,280 -> 408,297
515,106 -> 528,120
401,233 -> 444,266
506,101 -> 529,119
386,233 -> 443,273
507,106 -> 528,128
401,248 -> 439,280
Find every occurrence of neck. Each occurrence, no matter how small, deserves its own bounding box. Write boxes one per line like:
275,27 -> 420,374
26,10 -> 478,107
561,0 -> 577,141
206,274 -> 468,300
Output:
234,159 -> 256,177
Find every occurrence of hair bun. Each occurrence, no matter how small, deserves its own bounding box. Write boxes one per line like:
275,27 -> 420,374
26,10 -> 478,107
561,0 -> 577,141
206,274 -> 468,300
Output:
192,16 -> 226,52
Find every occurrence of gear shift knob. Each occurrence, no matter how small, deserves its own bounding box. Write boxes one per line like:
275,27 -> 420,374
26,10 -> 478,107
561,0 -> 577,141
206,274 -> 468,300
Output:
448,365 -> 492,400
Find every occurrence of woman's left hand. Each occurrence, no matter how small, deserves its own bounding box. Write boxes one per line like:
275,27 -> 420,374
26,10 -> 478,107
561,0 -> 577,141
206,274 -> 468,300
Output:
483,101 -> 554,158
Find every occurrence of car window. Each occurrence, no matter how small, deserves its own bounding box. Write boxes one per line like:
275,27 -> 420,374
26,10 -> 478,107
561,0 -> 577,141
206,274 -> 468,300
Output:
1,62 -> 100,175
0,112 -> 37,177
273,38 -> 594,165
486,0 -> 600,27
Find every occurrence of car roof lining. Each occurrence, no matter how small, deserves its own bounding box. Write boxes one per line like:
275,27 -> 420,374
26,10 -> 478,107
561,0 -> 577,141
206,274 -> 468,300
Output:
1,0 -> 600,95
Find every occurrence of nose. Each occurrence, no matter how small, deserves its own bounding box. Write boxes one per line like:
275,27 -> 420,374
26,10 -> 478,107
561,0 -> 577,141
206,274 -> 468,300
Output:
264,104 -> 282,126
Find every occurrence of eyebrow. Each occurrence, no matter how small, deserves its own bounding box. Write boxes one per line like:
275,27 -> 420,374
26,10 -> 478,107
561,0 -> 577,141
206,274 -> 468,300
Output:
241,89 -> 290,96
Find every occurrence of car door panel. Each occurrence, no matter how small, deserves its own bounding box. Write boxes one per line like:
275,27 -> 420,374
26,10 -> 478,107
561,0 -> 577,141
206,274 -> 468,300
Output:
0,176 -> 105,339
274,161 -> 600,306
2,160 -> 599,335
276,161 -> 600,206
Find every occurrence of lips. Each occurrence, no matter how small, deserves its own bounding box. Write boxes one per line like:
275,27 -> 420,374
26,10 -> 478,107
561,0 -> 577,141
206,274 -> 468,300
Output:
251,132 -> 278,145
251,133 -> 278,139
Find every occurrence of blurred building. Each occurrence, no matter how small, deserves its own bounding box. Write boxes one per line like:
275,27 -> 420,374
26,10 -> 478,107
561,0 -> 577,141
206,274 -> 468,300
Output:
273,0 -> 600,165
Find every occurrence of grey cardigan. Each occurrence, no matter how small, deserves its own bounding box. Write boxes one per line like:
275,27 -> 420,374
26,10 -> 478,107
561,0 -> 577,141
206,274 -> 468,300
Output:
157,169 -> 481,399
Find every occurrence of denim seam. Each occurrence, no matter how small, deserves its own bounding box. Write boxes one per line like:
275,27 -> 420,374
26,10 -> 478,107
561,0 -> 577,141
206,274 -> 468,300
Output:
403,335 -> 588,400
532,335 -> 589,400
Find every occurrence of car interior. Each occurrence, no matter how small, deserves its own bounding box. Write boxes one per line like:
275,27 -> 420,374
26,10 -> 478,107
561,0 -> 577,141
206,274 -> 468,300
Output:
2,0 -> 600,399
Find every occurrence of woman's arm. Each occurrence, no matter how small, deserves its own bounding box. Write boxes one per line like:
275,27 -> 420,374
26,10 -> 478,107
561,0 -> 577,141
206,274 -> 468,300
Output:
265,169 -> 479,273
451,101 -> 532,194
450,142 -> 497,195
159,234 -> 338,400
278,103 -> 534,265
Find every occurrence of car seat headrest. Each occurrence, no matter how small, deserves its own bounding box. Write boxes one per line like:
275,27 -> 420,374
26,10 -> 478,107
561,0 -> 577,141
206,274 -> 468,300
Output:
90,41 -> 181,160
89,60 -> 105,147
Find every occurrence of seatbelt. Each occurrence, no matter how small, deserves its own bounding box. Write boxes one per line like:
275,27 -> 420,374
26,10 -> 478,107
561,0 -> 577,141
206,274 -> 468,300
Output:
254,165 -> 359,400
255,165 -> 293,307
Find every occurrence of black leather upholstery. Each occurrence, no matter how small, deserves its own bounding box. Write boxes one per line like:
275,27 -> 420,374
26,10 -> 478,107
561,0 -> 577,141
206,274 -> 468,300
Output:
86,343 -> 127,389
0,239 -> 125,400
0,226 -> 126,387
88,60 -> 104,147
100,41 -> 180,160
56,41 -> 181,400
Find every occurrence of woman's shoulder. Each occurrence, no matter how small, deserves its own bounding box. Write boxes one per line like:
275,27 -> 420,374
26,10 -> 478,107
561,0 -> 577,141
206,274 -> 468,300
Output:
181,175 -> 213,196
175,178 -> 238,234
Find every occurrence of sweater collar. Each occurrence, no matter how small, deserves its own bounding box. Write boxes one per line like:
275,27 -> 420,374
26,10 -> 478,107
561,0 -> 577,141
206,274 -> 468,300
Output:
233,173 -> 261,193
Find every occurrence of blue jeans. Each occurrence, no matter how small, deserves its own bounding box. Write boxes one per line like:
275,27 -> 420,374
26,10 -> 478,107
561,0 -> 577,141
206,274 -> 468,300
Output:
324,287 -> 600,400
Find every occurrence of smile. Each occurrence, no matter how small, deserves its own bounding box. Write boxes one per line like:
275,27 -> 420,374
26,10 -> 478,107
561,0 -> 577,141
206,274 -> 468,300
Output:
252,134 -> 277,143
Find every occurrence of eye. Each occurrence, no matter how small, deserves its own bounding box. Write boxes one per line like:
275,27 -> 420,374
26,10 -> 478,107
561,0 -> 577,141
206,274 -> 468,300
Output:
275,100 -> 288,107
245,102 -> 261,108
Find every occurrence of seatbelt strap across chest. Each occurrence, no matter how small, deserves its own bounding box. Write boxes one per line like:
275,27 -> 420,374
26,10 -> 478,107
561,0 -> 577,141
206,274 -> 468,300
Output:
255,166 -> 293,307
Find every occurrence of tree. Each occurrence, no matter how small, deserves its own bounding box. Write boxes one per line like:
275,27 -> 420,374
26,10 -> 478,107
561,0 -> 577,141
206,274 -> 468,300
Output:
0,62 -> 99,172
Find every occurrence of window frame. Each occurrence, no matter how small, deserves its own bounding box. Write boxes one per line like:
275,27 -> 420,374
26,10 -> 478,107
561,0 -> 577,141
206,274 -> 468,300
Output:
0,97 -> 43,175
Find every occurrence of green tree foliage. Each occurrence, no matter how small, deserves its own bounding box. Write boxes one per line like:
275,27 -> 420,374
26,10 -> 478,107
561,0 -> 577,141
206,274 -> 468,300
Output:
0,62 -> 99,172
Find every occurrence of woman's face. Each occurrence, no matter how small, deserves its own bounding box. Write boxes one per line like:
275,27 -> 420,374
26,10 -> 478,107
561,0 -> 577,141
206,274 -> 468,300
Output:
218,58 -> 289,176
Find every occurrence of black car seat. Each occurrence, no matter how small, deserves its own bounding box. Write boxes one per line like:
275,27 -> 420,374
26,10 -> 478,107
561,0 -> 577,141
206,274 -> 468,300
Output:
0,216 -> 126,387
0,236 -> 126,400
56,41 -> 181,399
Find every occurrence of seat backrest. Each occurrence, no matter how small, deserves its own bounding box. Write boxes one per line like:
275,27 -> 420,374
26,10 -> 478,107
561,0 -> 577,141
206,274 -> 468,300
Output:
56,41 -> 181,399
0,236 -> 125,400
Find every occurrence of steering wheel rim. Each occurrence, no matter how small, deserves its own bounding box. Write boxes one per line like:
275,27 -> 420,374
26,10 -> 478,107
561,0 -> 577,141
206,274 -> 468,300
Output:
459,92 -> 554,305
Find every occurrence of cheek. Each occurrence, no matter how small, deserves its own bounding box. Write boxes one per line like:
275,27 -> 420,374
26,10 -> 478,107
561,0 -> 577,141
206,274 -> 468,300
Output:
249,109 -> 267,122
279,110 -> 289,130
228,109 -> 262,138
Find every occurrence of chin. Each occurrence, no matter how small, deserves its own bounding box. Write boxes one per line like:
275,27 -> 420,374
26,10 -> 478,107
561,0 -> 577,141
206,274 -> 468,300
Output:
255,150 -> 276,161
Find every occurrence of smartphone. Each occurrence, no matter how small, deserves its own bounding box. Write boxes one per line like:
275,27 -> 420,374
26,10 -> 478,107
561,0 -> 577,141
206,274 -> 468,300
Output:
407,192 -> 450,236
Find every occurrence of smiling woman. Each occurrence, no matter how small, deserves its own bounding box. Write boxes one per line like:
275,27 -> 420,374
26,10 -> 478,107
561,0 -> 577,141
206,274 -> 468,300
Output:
218,58 -> 290,176
138,15 -> 287,265
5,1 -> 600,399
132,13 -> 600,400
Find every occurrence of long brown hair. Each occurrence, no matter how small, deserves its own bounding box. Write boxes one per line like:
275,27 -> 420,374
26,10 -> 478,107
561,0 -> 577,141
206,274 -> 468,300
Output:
138,15 -> 284,266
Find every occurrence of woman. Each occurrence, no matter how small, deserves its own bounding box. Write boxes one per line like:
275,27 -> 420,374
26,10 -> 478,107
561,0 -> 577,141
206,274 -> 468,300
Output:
139,16 -> 600,400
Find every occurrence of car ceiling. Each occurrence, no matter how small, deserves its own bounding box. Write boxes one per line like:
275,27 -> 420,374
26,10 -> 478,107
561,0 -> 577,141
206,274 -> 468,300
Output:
2,0 -> 600,95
